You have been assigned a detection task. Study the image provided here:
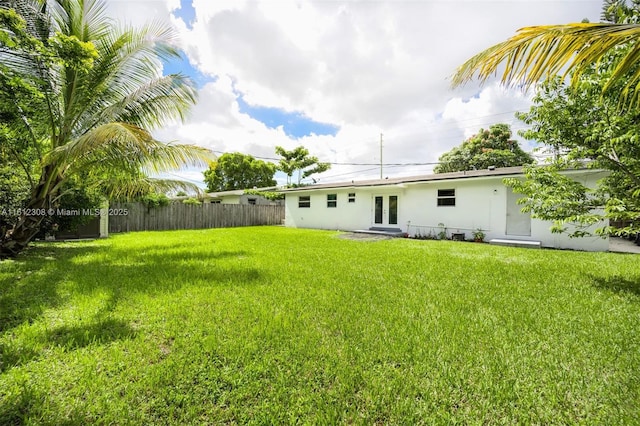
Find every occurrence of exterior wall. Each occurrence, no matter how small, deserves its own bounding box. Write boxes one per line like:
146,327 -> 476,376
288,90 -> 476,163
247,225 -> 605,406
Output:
219,195 -> 241,204
284,170 -> 609,252
284,188 -> 373,231
207,194 -> 278,205
238,194 -> 281,206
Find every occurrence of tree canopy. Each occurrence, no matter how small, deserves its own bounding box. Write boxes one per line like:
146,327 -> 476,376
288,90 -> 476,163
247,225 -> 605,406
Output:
275,145 -> 330,186
434,124 -> 534,174
0,0 -> 213,258
203,152 -> 276,192
451,0 -> 640,111
505,57 -> 640,237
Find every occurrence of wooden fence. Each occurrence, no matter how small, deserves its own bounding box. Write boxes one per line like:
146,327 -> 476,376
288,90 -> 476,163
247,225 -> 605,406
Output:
108,202 -> 285,233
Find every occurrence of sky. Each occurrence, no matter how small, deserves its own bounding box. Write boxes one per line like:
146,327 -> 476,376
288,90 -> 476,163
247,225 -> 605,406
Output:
104,0 -> 603,187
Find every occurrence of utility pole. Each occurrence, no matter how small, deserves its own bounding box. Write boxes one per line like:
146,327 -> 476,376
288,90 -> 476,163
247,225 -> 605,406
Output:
379,133 -> 383,179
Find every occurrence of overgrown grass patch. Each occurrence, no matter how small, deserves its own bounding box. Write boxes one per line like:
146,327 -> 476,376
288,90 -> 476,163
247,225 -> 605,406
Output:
1,227 -> 639,424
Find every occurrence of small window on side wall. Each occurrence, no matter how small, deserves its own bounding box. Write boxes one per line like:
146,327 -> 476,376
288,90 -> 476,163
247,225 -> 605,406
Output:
348,193 -> 356,203
437,189 -> 455,206
327,194 -> 337,208
299,196 -> 311,208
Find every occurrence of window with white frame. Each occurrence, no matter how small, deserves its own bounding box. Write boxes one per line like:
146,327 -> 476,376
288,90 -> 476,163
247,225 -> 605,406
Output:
348,193 -> 356,203
327,194 -> 337,208
437,189 -> 455,206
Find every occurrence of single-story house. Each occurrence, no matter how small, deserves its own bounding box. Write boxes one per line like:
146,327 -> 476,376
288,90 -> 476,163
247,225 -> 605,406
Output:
204,187 -> 282,205
280,166 -> 609,252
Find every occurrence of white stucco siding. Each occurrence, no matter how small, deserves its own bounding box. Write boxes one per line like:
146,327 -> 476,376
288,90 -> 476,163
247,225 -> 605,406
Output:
401,179 -> 500,239
528,170 -> 609,252
530,218 -> 609,251
283,169 -> 610,251
284,189 -> 372,231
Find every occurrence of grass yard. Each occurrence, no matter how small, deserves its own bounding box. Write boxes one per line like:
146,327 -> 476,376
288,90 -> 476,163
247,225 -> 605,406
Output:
0,227 -> 639,424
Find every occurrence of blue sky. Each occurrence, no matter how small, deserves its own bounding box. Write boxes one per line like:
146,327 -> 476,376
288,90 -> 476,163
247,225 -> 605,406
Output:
168,0 -> 340,140
162,52 -> 213,88
107,0 -> 602,184
236,94 -> 339,138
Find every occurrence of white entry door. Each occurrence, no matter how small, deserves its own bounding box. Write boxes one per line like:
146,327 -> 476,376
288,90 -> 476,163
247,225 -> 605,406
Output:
373,195 -> 398,226
506,188 -> 531,236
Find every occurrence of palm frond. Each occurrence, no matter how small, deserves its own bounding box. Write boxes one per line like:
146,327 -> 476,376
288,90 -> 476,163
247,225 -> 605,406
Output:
451,23 -> 640,108
82,74 -> 197,132
65,20 -> 192,136
49,0 -> 110,41
46,122 -> 214,174
100,174 -> 202,201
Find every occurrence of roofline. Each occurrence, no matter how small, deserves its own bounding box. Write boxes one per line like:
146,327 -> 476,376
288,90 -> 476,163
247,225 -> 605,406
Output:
206,186 -> 279,198
278,166 -> 605,193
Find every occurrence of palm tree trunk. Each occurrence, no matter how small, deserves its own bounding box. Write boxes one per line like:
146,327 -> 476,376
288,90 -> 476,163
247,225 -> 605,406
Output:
0,167 -> 58,259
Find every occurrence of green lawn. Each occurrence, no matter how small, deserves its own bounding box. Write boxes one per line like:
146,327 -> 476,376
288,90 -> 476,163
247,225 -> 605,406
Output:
1,227 -> 639,424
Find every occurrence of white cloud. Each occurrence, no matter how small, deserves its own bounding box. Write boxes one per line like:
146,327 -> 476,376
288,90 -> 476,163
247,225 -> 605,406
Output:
104,0 -> 603,184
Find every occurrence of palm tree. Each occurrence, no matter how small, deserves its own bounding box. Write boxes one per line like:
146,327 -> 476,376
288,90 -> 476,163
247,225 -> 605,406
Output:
0,0 -> 213,258
451,1 -> 640,109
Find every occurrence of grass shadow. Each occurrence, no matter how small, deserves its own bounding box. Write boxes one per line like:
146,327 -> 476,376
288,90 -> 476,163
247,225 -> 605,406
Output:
0,318 -> 136,374
589,275 -> 640,297
0,342 -> 39,374
46,317 -> 136,350
1,240 -> 259,314
1,240 -> 264,347
0,244 -> 112,334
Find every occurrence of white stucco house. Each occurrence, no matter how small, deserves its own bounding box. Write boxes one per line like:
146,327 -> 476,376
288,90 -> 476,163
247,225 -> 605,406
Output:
172,187 -> 282,205
281,166 -> 609,252
204,189 -> 275,205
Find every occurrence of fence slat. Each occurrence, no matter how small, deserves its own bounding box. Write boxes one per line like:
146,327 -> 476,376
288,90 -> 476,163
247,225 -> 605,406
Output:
108,202 -> 284,233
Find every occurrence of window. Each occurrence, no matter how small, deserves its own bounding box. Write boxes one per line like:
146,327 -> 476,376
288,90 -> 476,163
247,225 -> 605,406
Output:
348,193 -> 356,203
327,194 -> 337,208
299,196 -> 311,208
210,200 -> 221,204
247,198 -> 257,205
437,189 -> 455,206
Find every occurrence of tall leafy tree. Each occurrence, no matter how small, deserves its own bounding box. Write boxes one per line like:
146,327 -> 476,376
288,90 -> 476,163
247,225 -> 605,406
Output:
0,0 -> 213,258
452,0 -> 640,237
275,145 -> 330,186
203,152 -> 276,192
506,56 -> 640,237
451,0 -> 640,110
434,124 -> 534,173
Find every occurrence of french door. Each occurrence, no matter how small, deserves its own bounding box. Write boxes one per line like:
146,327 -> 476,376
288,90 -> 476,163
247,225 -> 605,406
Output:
373,195 -> 398,226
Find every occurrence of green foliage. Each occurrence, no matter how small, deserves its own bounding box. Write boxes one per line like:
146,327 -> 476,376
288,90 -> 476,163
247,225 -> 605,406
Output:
472,228 -> 486,241
1,227 -> 639,423
141,193 -> 170,210
0,165 -> 31,235
203,152 -> 276,192
510,41 -> 640,236
182,197 -> 202,205
434,124 -> 535,173
0,0 -> 214,258
244,189 -> 284,201
275,145 -> 331,186
175,191 -> 187,197
49,32 -> 98,71
504,165 -> 606,238
48,180 -> 103,234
